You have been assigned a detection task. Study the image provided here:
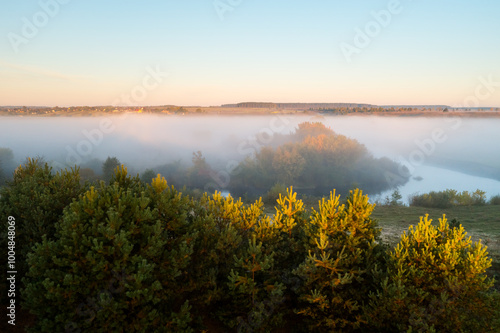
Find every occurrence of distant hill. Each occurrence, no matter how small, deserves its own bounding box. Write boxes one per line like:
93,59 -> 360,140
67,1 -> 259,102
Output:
379,105 -> 451,109
221,102 -> 374,109
219,102 -> 463,110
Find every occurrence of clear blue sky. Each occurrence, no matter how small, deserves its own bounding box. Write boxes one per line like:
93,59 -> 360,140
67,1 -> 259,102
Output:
1,0 -> 499,107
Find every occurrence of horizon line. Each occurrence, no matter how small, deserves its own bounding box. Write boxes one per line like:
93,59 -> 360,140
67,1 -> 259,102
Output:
2,103 -> 500,109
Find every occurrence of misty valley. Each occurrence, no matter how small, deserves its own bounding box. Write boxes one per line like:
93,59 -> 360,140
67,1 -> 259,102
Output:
2,113 -> 500,332
1,114 -> 499,204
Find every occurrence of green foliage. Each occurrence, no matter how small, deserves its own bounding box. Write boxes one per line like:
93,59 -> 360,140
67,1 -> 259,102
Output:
23,168 -> 195,332
263,183 -> 287,205
273,187 -> 306,239
79,167 -> 100,184
272,144 -> 306,184
0,158 -> 84,301
265,187 -> 309,316
188,190 -> 280,328
0,147 -> 15,185
410,189 -> 488,208
231,122 -> 407,197
186,191 -> 247,310
264,188 -> 309,301
0,163 -> 5,186
185,187 -> 306,330
227,237 -> 285,332
294,189 -> 384,332
366,214 -> 498,332
186,151 -> 212,188
9,169 -> 498,332
410,189 -> 455,208
383,189 -> 404,206
449,217 -> 461,229
155,160 -> 188,189
489,194 -> 500,205
102,156 -> 121,182
140,168 -> 156,184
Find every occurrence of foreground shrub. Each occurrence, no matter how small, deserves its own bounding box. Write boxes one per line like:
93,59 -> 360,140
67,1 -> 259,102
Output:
186,191 -> 258,327
227,237 -> 286,332
16,168 -> 499,332
23,168 -> 195,332
0,158 -> 83,303
200,188 -> 306,331
366,214 -> 498,332
294,189 -> 385,332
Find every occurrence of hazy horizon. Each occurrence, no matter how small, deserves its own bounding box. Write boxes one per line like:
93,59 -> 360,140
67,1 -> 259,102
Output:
2,103 -> 499,108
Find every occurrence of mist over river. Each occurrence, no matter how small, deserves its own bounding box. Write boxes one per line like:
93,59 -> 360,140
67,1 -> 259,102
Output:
1,114 -> 499,203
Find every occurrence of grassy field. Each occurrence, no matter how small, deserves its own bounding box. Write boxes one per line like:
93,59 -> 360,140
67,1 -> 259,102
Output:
372,205 -> 500,287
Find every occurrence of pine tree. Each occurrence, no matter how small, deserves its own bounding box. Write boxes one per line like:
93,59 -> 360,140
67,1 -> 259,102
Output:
263,187 -> 309,326
0,158 -> 83,303
294,189 -> 384,332
23,168 -> 195,332
227,236 -> 285,332
186,191 -> 268,325
366,214 -> 498,332
102,156 -> 121,182
140,168 -> 156,184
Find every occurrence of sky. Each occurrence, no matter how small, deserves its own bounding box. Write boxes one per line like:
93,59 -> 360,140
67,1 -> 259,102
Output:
0,0 -> 499,107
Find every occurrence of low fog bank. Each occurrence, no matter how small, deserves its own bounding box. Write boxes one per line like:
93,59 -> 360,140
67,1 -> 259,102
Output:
1,114 -> 499,199
1,115 -> 302,171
